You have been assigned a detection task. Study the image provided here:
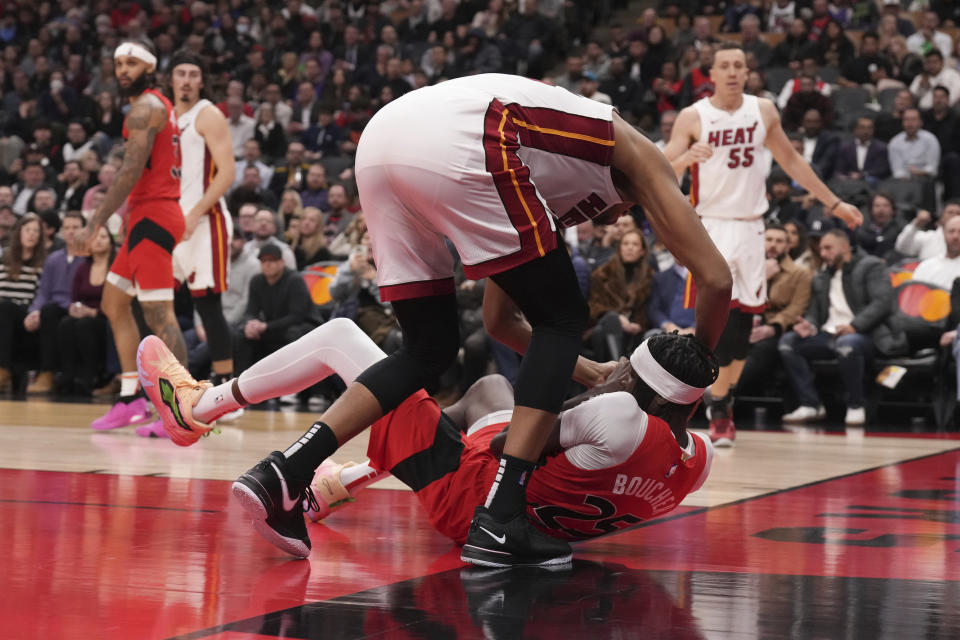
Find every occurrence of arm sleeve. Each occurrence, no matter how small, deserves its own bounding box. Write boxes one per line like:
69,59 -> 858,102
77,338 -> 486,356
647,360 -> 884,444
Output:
559,393 -> 648,470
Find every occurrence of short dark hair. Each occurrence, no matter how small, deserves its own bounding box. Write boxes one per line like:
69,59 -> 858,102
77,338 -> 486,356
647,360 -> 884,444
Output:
766,222 -> 787,233
63,210 -> 85,224
170,48 -> 206,76
924,49 -> 944,61
823,228 -> 850,244
933,85 -> 950,95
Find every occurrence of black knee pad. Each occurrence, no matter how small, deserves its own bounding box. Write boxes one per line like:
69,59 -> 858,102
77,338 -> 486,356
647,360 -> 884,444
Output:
356,294 -> 460,413
490,247 -> 590,412
193,293 -> 233,363
715,308 -> 754,366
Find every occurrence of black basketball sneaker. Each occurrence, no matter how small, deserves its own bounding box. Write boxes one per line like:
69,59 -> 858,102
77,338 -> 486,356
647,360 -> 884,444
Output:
460,506 -> 572,568
232,451 -> 320,558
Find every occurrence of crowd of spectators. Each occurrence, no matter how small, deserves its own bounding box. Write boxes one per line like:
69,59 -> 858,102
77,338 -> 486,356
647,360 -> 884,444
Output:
0,0 -> 959,424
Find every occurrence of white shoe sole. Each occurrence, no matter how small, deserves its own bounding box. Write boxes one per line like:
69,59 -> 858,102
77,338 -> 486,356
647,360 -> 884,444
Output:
712,437 -> 734,448
231,481 -> 310,559
460,544 -> 572,568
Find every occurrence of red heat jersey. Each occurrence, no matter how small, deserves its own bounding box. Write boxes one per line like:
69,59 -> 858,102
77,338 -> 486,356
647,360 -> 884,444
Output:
124,88 -> 180,204
525,415 -> 709,541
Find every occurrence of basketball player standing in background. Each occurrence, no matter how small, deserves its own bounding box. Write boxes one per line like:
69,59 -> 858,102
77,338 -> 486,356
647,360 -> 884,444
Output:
665,43 -> 863,447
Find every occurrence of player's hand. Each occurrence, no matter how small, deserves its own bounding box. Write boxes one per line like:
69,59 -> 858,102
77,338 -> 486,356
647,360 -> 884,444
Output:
686,142 -> 713,164
830,202 -> 863,229
181,209 -> 204,241
23,310 -> 40,332
573,356 -> 615,389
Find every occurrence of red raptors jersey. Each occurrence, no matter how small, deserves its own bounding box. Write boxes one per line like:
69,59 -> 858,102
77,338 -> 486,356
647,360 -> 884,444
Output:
525,415 -> 709,541
123,88 -> 180,204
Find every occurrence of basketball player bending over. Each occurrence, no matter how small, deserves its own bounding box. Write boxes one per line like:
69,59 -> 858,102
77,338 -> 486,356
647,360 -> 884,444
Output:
142,73 -> 731,568
664,43 -> 862,447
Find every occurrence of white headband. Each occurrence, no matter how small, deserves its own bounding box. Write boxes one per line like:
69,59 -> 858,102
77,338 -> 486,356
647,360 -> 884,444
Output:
114,43 -> 157,70
629,340 -> 705,405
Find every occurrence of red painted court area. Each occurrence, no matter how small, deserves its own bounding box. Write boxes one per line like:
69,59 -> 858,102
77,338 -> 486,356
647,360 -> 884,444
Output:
1,449 -> 958,639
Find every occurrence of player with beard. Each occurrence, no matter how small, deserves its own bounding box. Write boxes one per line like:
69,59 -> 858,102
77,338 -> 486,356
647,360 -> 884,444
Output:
136,49 -> 239,435
79,41 -> 193,434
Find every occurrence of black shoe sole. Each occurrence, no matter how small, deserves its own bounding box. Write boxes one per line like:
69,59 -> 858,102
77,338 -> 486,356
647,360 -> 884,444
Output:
460,543 -> 572,568
232,476 -> 310,559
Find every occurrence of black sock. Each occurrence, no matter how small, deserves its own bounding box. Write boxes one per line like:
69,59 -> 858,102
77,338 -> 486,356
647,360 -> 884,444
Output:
711,393 -> 732,419
282,421 -> 339,480
485,454 -> 536,522
119,392 -> 142,404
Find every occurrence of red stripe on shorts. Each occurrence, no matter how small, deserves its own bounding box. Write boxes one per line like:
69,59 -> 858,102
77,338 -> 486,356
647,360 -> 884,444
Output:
506,104 -> 615,166
379,277 -> 456,302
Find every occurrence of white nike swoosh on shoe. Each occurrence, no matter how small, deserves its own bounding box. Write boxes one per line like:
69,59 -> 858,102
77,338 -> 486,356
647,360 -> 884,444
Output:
272,462 -> 301,512
478,526 -> 507,545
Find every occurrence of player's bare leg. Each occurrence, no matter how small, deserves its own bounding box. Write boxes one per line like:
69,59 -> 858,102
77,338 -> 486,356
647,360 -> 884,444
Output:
92,282 -> 154,431
140,300 -> 187,364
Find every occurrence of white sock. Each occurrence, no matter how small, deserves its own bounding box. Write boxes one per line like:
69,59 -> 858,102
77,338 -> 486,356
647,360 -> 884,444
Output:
339,460 -> 385,494
120,372 -> 139,397
193,319 -> 387,423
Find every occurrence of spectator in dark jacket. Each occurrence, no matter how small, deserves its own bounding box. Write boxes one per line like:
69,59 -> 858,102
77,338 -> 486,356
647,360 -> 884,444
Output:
238,244 -> 315,373
855,192 -> 904,262
833,117 -> 891,185
646,262 -> 696,336
779,230 -> 907,426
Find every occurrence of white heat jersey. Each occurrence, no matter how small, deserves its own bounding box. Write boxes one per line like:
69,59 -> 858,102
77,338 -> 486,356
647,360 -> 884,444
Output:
356,74 -> 622,229
690,95 -> 769,220
177,99 -> 229,216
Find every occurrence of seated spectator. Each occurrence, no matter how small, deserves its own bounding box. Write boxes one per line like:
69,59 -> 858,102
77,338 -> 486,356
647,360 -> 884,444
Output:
779,230 -> 907,426
0,214 -> 45,391
818,19 -> 855,69
578,72 -> 611,104
23,211 -> 84,393
56,225 -> 113,396
303,106 -> 344,160
838,32 -> 886,89
61,120 -> 96,167
582,40 -> 611,80
223,232 -> 260,329
552,55 -> 585,93
746,70 -> 777,103
245,208 -> 297,271
798,109 -> 838,179
878,0 -> 916,39
912,215 -> 960,290
906,11 -> 954,62
322,184 -> 355,245
767,0 -> 797,33
771,19 -> 820,68
38,208 -> 65,254
585,230 -> 654,360
291,207 -> 333,269
777,58 -> 833,110
646,261 -> 695,336
678,43 -> 715,108
56,161 -> 92,213
855,192 -> 904,262
299,163 -> 329,211
226,96 -> 256,159
328,212 -> 367,258
739,224 -> 813,396
278,189 -> 304,236
603,57 -> 646,115
766,171 -> 806,226
93,91 -> 123,140
785,219 -> 819,272
233,140 -> 273,192
237,243 -> 315,374
253,103 -> 288,162
783,77 -> 835,131
834,117 -> 891,186
329,232 -> 400,353
575,219 -> 615,271
910,50 -> 960,110
888,108 -> 941,186
874,88 -> 914,142
12,162 -> 49,216
895,201 -> 960,260
268,141 -> 311,199
739,14 -> 772,67
229,166 -> 279,214
922,86 -> 960,199
0,206 -> 15,252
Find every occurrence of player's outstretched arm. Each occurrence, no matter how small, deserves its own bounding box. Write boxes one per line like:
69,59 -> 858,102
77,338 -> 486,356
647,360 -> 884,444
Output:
611,114 -> 732,350
184,106 -> 236,239
760,99 -> 863,229
482,280 -> 615,388
84,96 -> 165,245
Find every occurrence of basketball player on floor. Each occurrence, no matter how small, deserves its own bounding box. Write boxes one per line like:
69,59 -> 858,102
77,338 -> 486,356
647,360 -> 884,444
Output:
142,73 -> 732,568
139,319 -> 716,557
134,50 -> 238,437
79,41 -> 189,434
663,43 -> 862,447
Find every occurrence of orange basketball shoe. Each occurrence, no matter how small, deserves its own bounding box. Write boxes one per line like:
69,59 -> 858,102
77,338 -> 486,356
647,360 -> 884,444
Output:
305,460 -> 359,522
136,335 -> 214,447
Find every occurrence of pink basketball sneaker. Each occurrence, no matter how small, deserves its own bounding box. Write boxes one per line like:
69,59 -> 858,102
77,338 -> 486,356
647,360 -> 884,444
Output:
305,460 -> 359,522
91,396 -> 153,431
134,420 -> 169,439
136,335 -> 214,447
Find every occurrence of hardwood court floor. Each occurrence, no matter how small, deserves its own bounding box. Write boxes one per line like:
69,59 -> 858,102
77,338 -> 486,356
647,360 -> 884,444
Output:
1,399 -> 958,639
